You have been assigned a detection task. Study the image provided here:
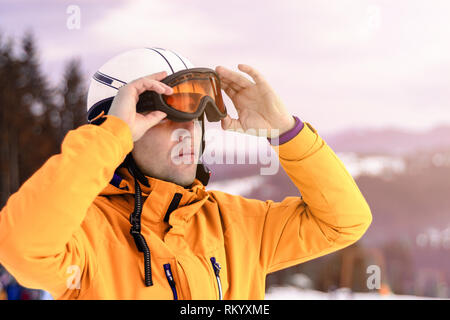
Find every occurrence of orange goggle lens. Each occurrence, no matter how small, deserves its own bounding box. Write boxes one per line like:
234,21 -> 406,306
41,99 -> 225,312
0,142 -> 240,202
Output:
162,72 -> 226,114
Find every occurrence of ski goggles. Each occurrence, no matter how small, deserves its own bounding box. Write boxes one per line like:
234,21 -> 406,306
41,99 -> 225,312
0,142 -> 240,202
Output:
136,67 -> 227,122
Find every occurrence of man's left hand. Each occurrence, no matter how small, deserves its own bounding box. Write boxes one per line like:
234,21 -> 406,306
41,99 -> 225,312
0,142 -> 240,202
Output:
215,64 -> 296,138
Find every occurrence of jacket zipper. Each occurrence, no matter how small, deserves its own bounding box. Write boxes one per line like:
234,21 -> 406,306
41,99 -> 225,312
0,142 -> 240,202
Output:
210,257 -> 223,300
163,263 -> 178,300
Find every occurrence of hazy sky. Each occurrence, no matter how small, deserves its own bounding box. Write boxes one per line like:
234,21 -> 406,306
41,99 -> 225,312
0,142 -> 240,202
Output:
1,0 -> 449,136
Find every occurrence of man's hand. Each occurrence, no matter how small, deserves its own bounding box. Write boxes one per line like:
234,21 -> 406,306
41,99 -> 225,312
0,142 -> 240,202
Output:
215,64 -> 295,138
108,71 -> 174,141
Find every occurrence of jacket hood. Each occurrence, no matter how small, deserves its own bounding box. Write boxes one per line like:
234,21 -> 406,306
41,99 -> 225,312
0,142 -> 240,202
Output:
104,165 -> 205,191
100,166 -> 210,217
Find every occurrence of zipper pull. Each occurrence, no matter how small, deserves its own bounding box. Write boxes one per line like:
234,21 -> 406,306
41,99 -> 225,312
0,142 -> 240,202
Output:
210,257 -> 223,300
163,264 -> 178,300
210,257 -> 221,276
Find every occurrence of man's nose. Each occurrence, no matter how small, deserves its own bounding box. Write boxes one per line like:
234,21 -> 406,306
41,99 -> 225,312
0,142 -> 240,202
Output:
179,119 -> 202,134
179,120 -> 195,131
174,120 -> 198,142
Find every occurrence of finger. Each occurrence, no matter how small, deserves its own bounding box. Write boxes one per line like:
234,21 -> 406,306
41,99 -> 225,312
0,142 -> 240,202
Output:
224,87 -> 237,99
237,64 -> 265,84
127,70 -> 171,90
144,110 -> 167,127
146,70 -> 169,81
216,65 -> 253,89
133,111 -> 167,141
131,77 -> 173,97
142,78 -> 173,95
220,81 -> 238,98
221,114 -> 243,132
220,76 -> 242,92
134,111 -> 168,136
144,71 -> 173,92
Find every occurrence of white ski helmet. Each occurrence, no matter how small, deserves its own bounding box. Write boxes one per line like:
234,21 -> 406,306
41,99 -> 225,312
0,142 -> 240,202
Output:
87,47 -> 195,120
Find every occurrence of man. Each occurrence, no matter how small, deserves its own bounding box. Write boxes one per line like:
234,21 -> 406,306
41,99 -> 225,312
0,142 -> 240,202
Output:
0,48 -> 372,299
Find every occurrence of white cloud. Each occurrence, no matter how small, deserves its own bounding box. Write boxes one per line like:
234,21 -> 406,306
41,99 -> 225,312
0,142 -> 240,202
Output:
3,0 -> 450,133
88,0 -> 241,55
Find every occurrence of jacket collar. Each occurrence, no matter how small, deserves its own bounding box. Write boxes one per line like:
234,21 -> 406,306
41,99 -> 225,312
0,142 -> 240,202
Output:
100,166 -> 210,227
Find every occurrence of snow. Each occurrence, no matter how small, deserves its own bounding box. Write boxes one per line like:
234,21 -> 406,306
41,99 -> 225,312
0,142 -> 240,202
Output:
206,175 -> 266,196
265,286 -> 440,300
336,152 -> 406,178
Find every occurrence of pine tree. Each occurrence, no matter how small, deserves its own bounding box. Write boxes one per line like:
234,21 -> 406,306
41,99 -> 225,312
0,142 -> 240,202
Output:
0,30 -> 88,209
59,58 -> 87,143
0,31 -> 58,207
0,32 -> 23,206
16,31 -> 60,186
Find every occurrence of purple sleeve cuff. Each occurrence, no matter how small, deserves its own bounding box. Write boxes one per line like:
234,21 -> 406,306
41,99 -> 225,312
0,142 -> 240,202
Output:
267,116 -> 304,146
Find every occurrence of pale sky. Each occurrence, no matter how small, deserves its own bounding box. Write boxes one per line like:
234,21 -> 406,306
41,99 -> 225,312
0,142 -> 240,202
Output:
1,0 -> 449,136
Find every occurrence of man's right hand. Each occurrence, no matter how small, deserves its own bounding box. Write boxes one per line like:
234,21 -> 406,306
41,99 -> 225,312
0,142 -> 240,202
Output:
108,71 -> 173,141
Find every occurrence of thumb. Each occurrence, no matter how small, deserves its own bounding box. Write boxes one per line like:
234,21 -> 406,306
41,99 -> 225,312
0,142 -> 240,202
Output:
133,111 -> 167,141
143,110 -> 167,126
221,114 -> 243,132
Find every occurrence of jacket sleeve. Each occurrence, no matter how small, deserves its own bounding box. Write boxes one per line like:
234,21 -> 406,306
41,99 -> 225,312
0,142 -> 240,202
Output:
0,115 -> 133,298
259,121 -> 372,274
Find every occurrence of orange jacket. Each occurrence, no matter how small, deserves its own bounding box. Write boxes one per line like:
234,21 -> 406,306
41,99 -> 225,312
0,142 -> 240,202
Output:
0,115 -> 372,299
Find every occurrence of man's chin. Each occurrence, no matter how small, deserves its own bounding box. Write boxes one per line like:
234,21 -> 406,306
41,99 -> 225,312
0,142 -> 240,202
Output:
166,165 -> 197,187
172,175 -> 196,188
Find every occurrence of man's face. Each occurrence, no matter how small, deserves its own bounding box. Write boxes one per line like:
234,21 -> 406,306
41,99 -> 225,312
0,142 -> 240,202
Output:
132,117 -> 203,187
